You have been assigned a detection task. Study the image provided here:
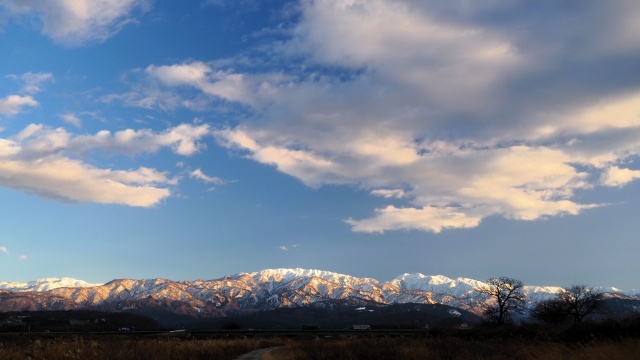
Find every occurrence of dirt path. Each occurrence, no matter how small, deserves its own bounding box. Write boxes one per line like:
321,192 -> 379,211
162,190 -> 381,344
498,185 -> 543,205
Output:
232,347 -> 281,360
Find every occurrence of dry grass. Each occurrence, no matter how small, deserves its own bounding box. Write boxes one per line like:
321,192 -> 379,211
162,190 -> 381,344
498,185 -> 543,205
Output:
3,318 -> 640,360
266,338 -> 640,360
0,336 -> 284,360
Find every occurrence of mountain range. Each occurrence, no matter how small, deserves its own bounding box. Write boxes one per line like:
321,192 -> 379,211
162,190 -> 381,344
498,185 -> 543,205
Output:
1,269 -> 638,327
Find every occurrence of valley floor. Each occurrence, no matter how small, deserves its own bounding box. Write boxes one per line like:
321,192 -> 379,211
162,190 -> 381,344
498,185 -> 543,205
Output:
2,317 -> 640,360
0,334 -> 639,360
266,338 -> 640,360
0,335 -> 284,360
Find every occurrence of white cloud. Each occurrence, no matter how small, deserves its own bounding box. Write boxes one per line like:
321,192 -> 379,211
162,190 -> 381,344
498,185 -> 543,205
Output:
219,128 -> 597,231
0,122 -> 213,207
208,1 -> 640,233
601,166 -> 640,187
0,155 -> 172,207
528,91 -> 640,141
59,113 -> 82,128
121,1 -> 640,232
285,0 -> 520,109
346,206 -> 483,234
109,62 -> 290,111
0,95 -> 39,116
1,0 -> 150,46
371,189 -> 406,199
215,128 -> 336,188
279,244 -> 301,251
0,246 -> 8,255
16,123 -> 211,157
189,169 -> 226,185
0,139 -> 20,156
17,255 -> 27,261
6,72 -> 54,94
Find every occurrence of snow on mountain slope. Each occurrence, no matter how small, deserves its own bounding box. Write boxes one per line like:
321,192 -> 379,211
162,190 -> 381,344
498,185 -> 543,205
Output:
0,277 -> 101,292
392,273 -> 487,297
390,273 -> 566,304
0,269 -> 636,318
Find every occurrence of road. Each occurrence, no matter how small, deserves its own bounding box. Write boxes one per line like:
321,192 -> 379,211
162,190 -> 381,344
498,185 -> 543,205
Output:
232,347 -> 281,360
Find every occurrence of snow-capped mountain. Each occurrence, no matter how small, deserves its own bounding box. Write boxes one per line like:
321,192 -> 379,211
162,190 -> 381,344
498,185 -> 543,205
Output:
0,277 -> 101,292
0,269 -> 636,319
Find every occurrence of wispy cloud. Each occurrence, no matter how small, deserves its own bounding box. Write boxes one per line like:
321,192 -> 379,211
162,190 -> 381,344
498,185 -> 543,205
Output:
6,72 -> 54,94
371,189 -> 406,199
279,244 -> 301,252
0,246 -> 8,255
0,0 -> 151,46
105,61 -> 289,111
17,255 -> 27,261
58,113 -> 82,128
189,169 -> 226,185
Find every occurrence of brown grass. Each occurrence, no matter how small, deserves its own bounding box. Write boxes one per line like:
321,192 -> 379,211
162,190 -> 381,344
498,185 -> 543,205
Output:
0,336 -> 284,360
4,318 -> 640,360
265,338 -> 640,360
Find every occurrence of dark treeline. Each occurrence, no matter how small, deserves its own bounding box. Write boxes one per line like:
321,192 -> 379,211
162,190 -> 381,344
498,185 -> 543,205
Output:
0,310 -> 163,333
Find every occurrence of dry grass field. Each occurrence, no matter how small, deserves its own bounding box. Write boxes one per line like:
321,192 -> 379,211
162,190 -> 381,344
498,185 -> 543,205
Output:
1,335 -> 638,360
265,317 -> 640,360
265,338 -> 640,360
1,317 -> 640,360
0,336 -> 284,360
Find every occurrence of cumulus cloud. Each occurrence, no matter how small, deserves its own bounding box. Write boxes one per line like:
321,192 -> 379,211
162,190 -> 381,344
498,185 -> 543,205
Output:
15,122 -> 211,157
127,1 -> 640,232
0,95 -> 39,116
346,206 -> 482,234
0,150 -> 172,207
0,0 -> 150,46
601,166 -> 640,187
0,246 -> 8,255
0,122 -> 211,207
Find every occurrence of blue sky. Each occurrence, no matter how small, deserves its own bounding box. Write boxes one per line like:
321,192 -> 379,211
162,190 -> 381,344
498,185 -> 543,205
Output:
1,0 -> 640,290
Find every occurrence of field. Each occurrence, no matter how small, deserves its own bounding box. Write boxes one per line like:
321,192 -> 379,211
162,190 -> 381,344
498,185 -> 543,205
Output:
266,338 -> 640,360
0,335 -> 284,360
265,317 -> 640,359
1,317 -> 640,360
0,335 -> 639,360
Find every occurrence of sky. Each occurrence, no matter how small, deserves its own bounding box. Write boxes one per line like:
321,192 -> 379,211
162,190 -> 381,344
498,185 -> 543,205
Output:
1,0 -> 640,290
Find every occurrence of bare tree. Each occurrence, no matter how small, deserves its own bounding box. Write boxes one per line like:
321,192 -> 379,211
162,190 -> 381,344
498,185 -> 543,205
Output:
556,285 -> 604,323
475,277 -> 526,325
530,298 -> 570,324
